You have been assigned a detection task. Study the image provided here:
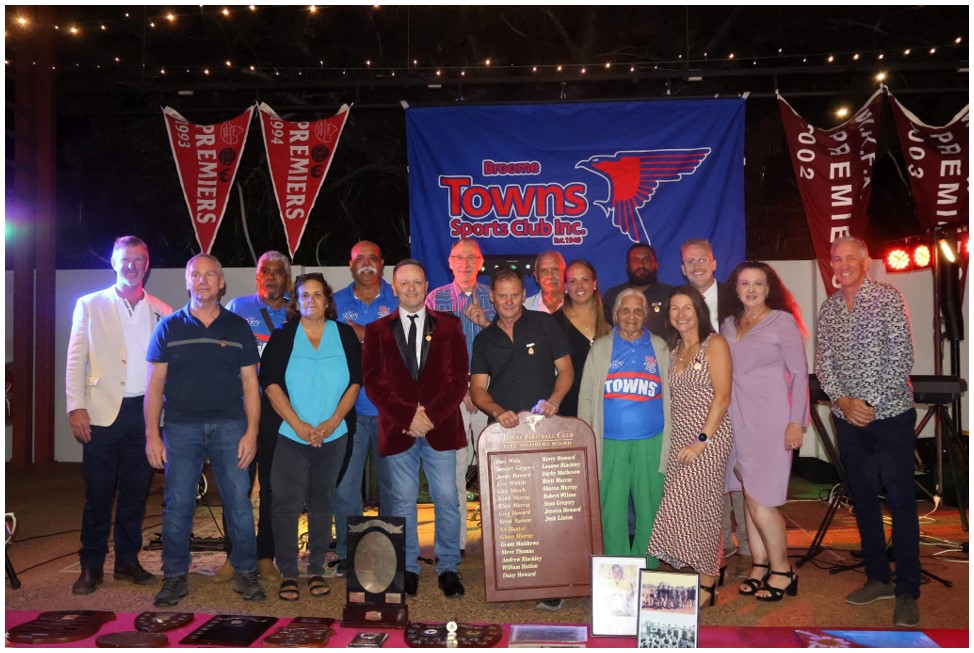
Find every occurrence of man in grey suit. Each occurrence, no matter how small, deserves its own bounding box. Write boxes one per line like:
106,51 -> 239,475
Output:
65,235 -> 172,594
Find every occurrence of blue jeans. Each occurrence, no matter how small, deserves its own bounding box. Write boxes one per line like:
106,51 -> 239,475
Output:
378,438 -> 460,575
80,397 -> 154,569
334,414 -> 382,560
836,408 -> 920,598
162,419 -> 256,578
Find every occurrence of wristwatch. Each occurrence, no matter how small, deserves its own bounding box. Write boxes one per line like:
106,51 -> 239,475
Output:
697,432 -> 709,445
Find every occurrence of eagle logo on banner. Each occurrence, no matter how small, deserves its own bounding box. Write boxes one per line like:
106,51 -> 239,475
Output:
576,148 -> 710,243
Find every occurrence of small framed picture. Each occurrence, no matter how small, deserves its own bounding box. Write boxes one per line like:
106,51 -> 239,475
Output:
636,569 -> 700,648
590,555 -> 646,637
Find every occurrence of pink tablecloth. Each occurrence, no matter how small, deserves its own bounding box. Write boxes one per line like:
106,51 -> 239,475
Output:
4,611 -> 968,648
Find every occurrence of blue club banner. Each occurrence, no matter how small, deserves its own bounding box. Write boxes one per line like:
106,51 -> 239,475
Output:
406,100 -> 745,292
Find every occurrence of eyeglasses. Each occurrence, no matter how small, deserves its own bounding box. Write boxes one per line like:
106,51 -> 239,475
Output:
450,255 -> 481,264
683,257 -> 711,266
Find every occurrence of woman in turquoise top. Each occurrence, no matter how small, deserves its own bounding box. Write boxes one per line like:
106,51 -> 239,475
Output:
260,273 -> 361,601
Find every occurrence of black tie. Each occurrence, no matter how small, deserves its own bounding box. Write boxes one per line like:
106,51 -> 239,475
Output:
407,314 -> 419,379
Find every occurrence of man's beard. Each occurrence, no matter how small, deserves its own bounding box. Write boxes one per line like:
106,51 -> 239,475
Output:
627,268 -> 657,286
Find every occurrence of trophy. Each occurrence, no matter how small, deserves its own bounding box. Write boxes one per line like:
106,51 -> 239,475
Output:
342,516 -> 408,629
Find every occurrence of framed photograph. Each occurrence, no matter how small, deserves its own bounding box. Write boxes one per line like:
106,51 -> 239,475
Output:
636,569 -> 699,649
590,555 -> 646,637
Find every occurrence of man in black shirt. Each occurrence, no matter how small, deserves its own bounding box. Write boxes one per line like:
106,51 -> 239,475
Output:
469,268 -> 573,611
601,243 -> 673,337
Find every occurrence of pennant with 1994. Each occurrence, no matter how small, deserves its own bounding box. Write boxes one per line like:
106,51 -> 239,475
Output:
258,102 -> 351,258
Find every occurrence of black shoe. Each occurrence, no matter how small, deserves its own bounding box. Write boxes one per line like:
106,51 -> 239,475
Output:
114,561 -> 156,586
404,571 -> 419,596
233,571 -> 267,601
72,568 -> 104,595
438,571 -> 465,599
154,575 -> 189,607
536,598 -> 565,611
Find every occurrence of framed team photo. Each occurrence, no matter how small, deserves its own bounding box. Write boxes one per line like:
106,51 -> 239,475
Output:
636,569 -> 700,648
590,555 -> 646,637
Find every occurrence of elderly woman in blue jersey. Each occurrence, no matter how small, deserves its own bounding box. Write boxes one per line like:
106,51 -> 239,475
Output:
259,273 -> 361,601
579,288 -> 672,563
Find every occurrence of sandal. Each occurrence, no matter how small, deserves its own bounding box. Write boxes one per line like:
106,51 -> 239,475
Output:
700,581 -> 718,609
277,578 -> 300,602
738,563 -> 770,596
308,575 -> 330,597
755,567 -> 798,602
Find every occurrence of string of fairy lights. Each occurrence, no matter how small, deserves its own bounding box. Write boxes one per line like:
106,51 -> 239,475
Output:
5,5 -> 968,81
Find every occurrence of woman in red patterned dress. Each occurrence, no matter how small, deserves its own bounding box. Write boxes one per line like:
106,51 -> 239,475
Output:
647,286 -> 734,609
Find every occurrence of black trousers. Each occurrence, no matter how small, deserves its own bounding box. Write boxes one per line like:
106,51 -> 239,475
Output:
79,396 -> 154,569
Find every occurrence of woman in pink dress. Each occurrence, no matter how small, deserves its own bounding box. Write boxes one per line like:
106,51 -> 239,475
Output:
719,261 -> 808,602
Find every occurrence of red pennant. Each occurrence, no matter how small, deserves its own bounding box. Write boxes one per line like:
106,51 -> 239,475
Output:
887,92 -> 968,228
163,106 -> 255,254
778,90 -> 884,295
258,102 -> 351,258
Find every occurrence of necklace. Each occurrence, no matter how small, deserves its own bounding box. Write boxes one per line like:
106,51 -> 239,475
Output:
675,341 -> 700,366
743,307 -> 770,327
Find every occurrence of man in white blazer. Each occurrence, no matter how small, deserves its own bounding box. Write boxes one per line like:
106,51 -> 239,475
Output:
65,236 -> 172,595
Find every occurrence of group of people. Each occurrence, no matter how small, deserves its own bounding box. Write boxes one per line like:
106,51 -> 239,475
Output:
66,232 -> 921,627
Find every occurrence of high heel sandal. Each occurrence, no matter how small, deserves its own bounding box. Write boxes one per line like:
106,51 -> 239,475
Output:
718,565 -> 727,587
700,581 -> 718,609
755,567 -> 798,602
738,562 -> 770,596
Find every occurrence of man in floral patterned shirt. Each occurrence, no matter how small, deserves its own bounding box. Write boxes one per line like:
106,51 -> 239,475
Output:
815,236 -> 919,628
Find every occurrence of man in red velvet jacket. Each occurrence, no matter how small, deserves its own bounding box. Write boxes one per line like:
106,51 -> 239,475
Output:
363,259 -> 469,600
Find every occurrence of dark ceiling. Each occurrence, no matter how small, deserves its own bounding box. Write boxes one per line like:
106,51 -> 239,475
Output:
5,5 -> 970,269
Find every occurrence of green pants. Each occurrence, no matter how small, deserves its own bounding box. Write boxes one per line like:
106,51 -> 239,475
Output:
600,437 -> 665,568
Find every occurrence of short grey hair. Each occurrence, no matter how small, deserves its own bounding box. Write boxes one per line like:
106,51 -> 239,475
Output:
830,236 -> 869,258
257,250 -> 292,280
612,288 -> 649,323
533,250 -> 566,276
185,253 -> 224,278
111,235 -> 148,258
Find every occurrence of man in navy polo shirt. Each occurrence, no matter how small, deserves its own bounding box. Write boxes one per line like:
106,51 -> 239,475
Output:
220,250 -> 292,583
330,240 -> 398,576
145,254 -> 265,607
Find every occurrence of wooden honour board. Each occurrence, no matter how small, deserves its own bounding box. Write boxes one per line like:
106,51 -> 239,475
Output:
477,413 -> 603,602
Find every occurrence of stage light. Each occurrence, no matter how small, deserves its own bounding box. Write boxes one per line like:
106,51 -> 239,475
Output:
939,238 -> 957,264
886,247 -> 912,272
912,244 -> 932,269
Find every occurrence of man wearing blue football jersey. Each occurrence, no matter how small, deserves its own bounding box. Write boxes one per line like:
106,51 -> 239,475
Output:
330,241 -> 398,576
221,250 -> 292,583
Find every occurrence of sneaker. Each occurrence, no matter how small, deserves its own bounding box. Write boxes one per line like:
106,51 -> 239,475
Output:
154,575 -> 189,607
233,571 -> 267,601
211,559 -> 234,583
323,558 -> 346,578
893,595 -> 920,627
258,558 -> 282,582
536,598 -> 565,611
845,580 -> 895,605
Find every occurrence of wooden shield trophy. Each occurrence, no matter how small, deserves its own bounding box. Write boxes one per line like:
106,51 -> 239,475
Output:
342,516 -> 408,628
478,413 -> 603,603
